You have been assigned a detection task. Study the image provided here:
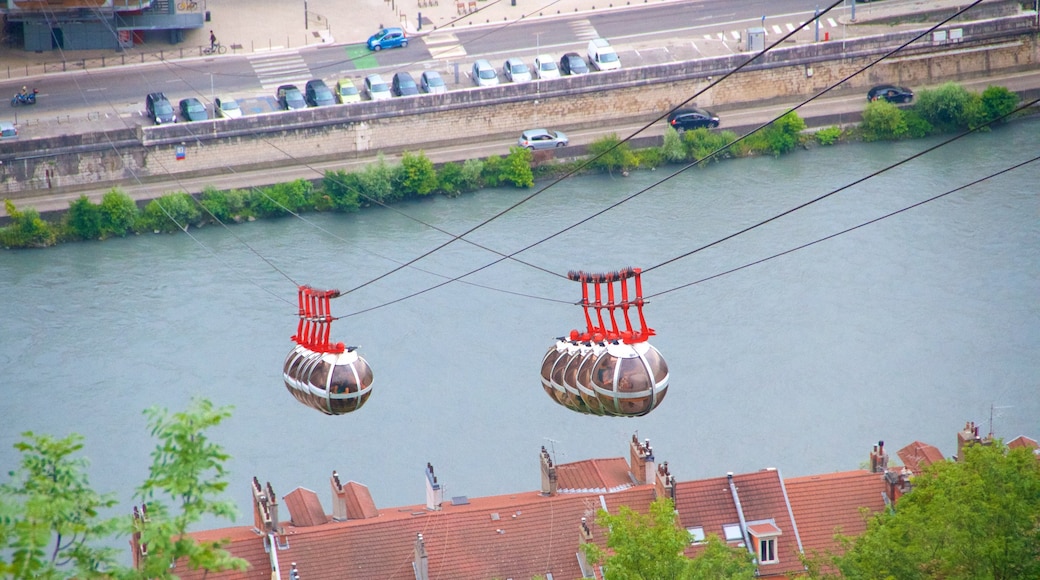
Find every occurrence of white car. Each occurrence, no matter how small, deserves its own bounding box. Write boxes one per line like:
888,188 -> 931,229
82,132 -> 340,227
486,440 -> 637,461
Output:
471,59 -> 499,87
533,54 -> 560,80
364,74 -> 392,101
503,58 -> 532,83
214,97 -> 243,119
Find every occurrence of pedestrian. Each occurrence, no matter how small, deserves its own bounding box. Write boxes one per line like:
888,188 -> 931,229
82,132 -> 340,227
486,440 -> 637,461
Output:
209,30 -> 217,50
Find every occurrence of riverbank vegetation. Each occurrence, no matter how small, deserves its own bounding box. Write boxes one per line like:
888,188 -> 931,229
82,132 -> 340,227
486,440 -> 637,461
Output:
0,82 -> 1026,250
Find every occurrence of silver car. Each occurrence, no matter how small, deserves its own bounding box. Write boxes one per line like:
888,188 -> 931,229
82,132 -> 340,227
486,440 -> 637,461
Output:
472,59 -> 499,87
533,54 -> 560,80
503,58 -> 532,83
518,128 -> 568,150
420,70 -> 447,94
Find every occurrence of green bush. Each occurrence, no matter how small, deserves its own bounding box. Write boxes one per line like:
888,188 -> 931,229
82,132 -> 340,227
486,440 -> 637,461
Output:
200,187 -> 250,222
398,151 -> 438,196
459,159 -> 485,192
249,179 -> 311,218
814,126 -> 843,146
501,147 -> 535,188
636,146 -> 665,169
587,133 -> 638,174
355,155 -> 398,204
65,195 -> 102,240
141,193 -> 201,232
902,109 -> 933,139
661,127 -> 687,163
682,128 -> 734,164
98,189 -> 139,237
482,155 -> 504,187
913,82 -> 980,132
758,111 -> 806,155
0,199 -> 57,248
321,170 -> 362,212
978,85 -> 1019,127
860,100 -> 908,141
435,162 -> 464,197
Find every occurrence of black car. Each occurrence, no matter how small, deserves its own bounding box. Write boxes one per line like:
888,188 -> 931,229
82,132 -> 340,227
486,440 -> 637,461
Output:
559,52 -> 589,76
391,72 -> 419,96
178,97 -> 209,122
277,84 -> 307,111
667,108 -> 720,131
868,84 -> 914,103
145,92 -> 176,125
305,79 -> 335,107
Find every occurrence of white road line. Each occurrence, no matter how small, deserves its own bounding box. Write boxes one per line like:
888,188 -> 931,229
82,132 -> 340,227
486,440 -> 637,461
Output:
828,17 -> 838,27
772,25 -> 783,35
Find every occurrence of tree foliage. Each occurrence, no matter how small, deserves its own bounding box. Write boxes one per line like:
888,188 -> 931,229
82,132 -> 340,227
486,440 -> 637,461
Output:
913,82 -> 982,133
587,133 -> 638,175
978,85 -> 1019,127
812,441 -> 1040,580
0,199 -> 57,248
501,146 -> 535,188
0,432 -> 119,579
582,497 -> 756,580
860,100 -> 909,142
98,189 -> 139,238
398,151 -> 439,196
65,196 -> 103,240
758,111 -> 806,155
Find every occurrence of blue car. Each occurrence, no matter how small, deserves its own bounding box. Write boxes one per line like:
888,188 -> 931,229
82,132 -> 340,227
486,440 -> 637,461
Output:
367,27 -> 408,51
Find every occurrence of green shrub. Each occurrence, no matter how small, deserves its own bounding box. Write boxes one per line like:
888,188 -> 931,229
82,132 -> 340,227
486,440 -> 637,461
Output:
587,133 -> 638,174
356,155 -> 398,204
902,109 -> 933,139
636,146 -> 665,169
141,193 -> 201,232
661,127 -> 687,163
200,187 -> 250,222
860,100 -> 908,141
814,126 -> 843,146
913,82 -> 980,132
321,170 -> 362,212
0,199 -> 57,248
759,111 -> 806,155
459,159 -> 485,192
98,189 -> 139,237
435,162 -> 464,197
682,128 -> 733,164
65,195 -> 102,240
399,151 -> 438,196
482,155 -> 504,187
501,146 -> 535,188
249,179 -> 311,218
978,85 -> 1019,127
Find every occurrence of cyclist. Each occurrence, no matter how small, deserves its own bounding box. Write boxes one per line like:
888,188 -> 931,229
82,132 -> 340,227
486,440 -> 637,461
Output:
209,30 -> 217,50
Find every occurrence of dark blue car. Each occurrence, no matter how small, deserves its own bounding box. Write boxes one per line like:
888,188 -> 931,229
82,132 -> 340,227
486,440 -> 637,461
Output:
367,27 -> 408,51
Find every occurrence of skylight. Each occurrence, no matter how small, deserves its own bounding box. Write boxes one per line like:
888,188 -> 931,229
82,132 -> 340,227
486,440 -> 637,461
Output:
723,523 -> 743,541
687,526 -> 705,543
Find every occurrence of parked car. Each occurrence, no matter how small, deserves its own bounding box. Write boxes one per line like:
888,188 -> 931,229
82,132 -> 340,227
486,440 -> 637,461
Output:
335,78 -> 362,104
214,97 -> 242,119
868,84 -> 914,103
667,107 -> 720,131
559,52 -> 589,76
178,97 -> 209,122
0,121 -> 17,139
277,85 -> 306,110
367,27 -> 407,51
503,58 -> 532,83
533,54 -> 560,80
420,71 -> 447,94
518,128 -> 568,150
587,38 -> 621,71
364,74 -> 392,101
471,59 -> 499,87
391,72 -> 420,96
305,79 -> 336,107
145,92 -> 176,125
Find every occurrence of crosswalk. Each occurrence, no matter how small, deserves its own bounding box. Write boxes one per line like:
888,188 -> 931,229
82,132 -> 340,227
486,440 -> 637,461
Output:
569,19 -> 599,41
704,17 -> 842,43
248,53 -> 312,91
424,31 -> 467,59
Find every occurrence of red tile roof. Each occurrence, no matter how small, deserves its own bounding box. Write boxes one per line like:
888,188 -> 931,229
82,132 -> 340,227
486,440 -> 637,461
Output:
785,470 -> 888,558
1007,435 -> 1039,451
556,457 -> 635,492
897,441 -> 945,474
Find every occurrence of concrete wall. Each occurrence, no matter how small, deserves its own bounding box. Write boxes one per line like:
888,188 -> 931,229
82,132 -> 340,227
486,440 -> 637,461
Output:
1,15 -> 1037,197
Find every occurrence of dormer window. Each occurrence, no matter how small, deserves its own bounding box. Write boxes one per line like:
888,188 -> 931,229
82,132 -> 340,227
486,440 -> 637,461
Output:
747,521 -> 782,565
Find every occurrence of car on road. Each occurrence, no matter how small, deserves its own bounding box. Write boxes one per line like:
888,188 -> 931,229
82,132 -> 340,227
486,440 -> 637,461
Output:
178,97 -> 209,122
518,128 -> 568,150
392,72 -> 420,96
364,74 -> 392,101
667,107 -> 719,131
503,58 -> 532,83
277,85 -> 306,110
367,27 -> 407,51
559,52 -> 589,76
420,70 -> 447,94
305,79 -> 336,107
868,84 -> 914,103
533,55 -> 560,80
214,97 -> 243,119
472,59 -> 499,87
0,121 -> 17,139
335,79 -> 361,103
145,92 -> 176,125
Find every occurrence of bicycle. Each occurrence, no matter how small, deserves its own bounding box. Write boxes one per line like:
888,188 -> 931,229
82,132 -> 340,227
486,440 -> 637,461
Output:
178,0 -> 198,11
202,42 -> 228,55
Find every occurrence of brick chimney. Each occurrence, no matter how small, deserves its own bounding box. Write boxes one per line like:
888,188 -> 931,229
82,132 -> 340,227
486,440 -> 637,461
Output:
579,516 -> 593,542
413,532 -> 429,580
331,470 -> 348,522
425,463 -> 443,510
629,435 -> 656,484
654,461 -> 675,501
252,476 -> 281,534
870,440 -> 889,473
540,446 -> 558,496
130,504 -> 148,570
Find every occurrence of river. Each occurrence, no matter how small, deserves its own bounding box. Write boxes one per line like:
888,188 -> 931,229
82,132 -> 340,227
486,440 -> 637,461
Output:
1,118 -> 1037,541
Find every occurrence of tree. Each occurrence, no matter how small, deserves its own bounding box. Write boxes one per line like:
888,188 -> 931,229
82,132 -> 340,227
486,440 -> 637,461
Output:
978,85 -> 1019,127
0,199 -> 57,248
582,497 -> 757,580
126,398 -> 247,579
98,189 -> 139,238
759,111 -> 806,155
587,133 -> 638,175
66,195 -> 103,240
821,441 -> 1040,580
0,432 -> 119,579
501,146 -> 534,188
913,82 -> 981,133
860,99 -> 908,142
398,151 -> 439,196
